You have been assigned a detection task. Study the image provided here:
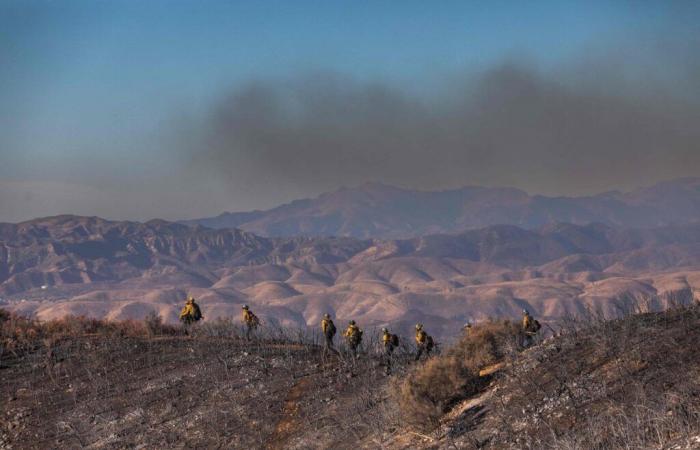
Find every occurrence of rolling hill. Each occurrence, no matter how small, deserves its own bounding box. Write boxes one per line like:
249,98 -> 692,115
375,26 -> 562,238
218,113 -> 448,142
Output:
3,215 -> 700,339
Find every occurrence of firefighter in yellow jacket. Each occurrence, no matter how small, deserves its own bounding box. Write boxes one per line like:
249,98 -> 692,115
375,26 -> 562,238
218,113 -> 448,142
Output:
522,310 -> 533,331
521,309 -> 540,348
414,323 -> 434,361
241,305 -> 260,341
179,296 -> 202,334
321,313 -> 337,353
382,327 -> 399,374
343,320 -> 363,358
463,321 -> 473,337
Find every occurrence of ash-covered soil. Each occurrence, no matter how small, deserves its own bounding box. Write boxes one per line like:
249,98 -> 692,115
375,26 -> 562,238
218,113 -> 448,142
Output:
4,306 -> 700,450
391,307 -> 700,450
1,330 -> 408,449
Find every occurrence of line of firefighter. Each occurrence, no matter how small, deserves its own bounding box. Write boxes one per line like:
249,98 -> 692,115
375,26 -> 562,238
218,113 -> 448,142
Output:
179,298 -> 542,356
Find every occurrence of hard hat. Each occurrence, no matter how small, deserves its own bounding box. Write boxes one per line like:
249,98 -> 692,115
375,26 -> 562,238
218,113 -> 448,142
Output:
242,305 -> 249,310
381,327 -> 388,332
523,309 -> 528,314
464,322 -> 472,327
349,320 -> 356,325
324,313 -> 330,319
415,323 -> 423,330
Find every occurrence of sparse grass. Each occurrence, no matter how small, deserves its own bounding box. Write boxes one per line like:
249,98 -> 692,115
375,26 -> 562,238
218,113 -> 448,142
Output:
481,304 -> 700,449
387,306 -> 700,449
6,306 -> 700,449
0,309 -> 413,449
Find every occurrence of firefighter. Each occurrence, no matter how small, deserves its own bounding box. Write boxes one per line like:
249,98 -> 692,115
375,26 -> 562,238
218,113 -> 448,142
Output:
414,323 -> 434,361
463,321 -> 473,337
382,327 -> 399,374
521,309 -> 541,348
321,313 -> 337,354
522,309 -> 532,331
343,320 -> 363,359
179,296 -> 202,334
241,305 -> 260,341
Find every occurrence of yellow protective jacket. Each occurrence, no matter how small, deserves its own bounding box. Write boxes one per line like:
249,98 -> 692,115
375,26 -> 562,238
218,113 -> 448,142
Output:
382,332 -> 391,345
344,324 -> 361,342
180,303 -> 195,320
522,314 -> 532,331
242,310 -> 259,327
321,318 -> 334,334
416,330 -> 428,345
415,329 -> 427,345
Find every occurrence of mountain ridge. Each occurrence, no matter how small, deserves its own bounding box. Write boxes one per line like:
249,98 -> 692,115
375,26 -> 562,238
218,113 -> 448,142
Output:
182,177 -> 700,238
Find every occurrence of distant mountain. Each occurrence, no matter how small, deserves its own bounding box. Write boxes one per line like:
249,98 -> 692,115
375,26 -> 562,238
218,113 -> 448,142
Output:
6,215 -> 700,296
0,215 -> 370,296
183,178 -> 700,238
5,216 -> 700,338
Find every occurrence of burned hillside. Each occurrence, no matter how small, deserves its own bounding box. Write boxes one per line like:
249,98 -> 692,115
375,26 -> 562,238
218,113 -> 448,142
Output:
388,306 -> 700,449
3,305 -> 700,449
0,313 -> 408,449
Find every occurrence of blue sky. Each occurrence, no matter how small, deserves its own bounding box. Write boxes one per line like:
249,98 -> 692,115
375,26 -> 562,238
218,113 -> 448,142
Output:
1,1 -> 699,221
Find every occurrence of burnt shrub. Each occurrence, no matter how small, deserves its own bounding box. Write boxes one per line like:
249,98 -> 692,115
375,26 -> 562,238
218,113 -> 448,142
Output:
143,311 -> 179,336
394,319 -> 520,429
1,308 -> 40,358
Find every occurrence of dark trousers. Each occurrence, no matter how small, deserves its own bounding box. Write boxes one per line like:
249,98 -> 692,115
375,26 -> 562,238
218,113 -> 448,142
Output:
181,318 -> 194,335
245,324 -> 255,341
384,345 -> 395,373
348,342 -> 359,358
415,344 -> 425,361
323,335 -> 338,355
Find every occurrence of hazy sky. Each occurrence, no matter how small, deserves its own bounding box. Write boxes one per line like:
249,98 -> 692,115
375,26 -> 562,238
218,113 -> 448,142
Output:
2,1 -> 699,222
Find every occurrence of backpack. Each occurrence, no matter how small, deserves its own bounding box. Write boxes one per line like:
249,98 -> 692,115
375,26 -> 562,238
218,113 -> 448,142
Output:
349,328 -> 363,344
246,312 -> 260,328
426,335 -> 434,352
390,334 -> 399,347
193,304 -> 202,321
327,321 -> 336,337
532,320 -> 541,332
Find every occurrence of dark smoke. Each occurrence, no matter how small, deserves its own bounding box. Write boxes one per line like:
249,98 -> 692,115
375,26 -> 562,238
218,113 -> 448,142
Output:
193,44 -> 700,199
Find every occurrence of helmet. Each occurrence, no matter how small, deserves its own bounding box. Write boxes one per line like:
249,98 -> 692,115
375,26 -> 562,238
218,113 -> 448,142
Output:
349,320 -> 356,325
242,305 -> 249,310
382,327 -> 388,333
464,322 -> 472,328
523,309 -> 529,315
415,323 -> 423,330
187,296 -> 194,302
324,313 -> 330,319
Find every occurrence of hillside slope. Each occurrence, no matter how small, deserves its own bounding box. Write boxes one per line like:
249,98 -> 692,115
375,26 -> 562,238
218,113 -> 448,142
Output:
3,306 -> 700,449
0,314 -> 404,449
386,306 -> 700,449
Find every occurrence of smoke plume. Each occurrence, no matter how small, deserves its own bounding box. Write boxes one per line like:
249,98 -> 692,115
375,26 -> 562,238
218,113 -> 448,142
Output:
192,44 -> 700,201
